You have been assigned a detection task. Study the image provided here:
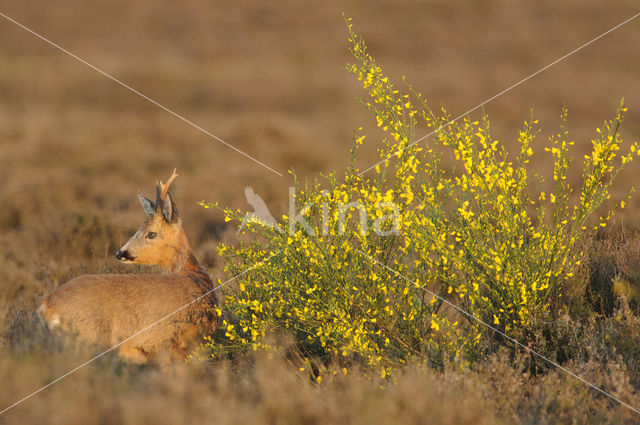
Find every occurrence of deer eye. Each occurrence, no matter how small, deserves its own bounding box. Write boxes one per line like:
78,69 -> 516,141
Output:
146,232 -> 157,239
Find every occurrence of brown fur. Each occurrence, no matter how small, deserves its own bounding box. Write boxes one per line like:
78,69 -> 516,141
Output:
38,170 -> 218,364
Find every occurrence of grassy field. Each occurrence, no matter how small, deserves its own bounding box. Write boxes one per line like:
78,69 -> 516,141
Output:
1,0 -> 640,423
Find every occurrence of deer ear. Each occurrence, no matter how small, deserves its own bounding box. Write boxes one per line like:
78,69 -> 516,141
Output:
162,192 -> 179,223
138,194 -> 156,217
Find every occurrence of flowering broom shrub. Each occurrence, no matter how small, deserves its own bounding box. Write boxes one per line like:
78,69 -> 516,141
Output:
202,19 -> 638,376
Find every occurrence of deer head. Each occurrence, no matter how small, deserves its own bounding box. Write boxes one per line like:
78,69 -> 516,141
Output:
116,169 -> 193,271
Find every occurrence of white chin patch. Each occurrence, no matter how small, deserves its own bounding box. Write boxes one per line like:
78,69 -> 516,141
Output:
49,314 -> 61,328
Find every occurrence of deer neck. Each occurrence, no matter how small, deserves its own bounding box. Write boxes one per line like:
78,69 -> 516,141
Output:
163,232 -> 205,275
166,238 -> 215,298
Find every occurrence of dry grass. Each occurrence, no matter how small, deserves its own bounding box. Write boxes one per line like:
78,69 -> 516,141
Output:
1,0 -> 640,423
2,333 -> 640,424
0,343 -> 505,425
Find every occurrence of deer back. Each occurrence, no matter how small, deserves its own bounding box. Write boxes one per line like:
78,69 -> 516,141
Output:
39,272 -> 216,356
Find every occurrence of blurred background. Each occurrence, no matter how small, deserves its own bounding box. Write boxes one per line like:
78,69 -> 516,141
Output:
0,0 -> 639,422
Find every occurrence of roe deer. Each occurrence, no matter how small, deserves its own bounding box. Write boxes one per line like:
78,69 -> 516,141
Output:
38,170 -> 218,364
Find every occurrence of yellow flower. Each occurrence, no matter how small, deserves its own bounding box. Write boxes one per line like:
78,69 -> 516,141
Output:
430,320 -> 439,332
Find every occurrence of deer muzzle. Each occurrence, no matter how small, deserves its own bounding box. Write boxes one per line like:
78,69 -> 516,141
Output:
116,250 -> 135,262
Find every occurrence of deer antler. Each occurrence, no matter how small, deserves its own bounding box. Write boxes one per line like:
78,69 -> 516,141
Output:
155,168 -> 179,211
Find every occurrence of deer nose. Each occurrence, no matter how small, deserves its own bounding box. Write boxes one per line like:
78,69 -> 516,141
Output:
116,250 -> 134,261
